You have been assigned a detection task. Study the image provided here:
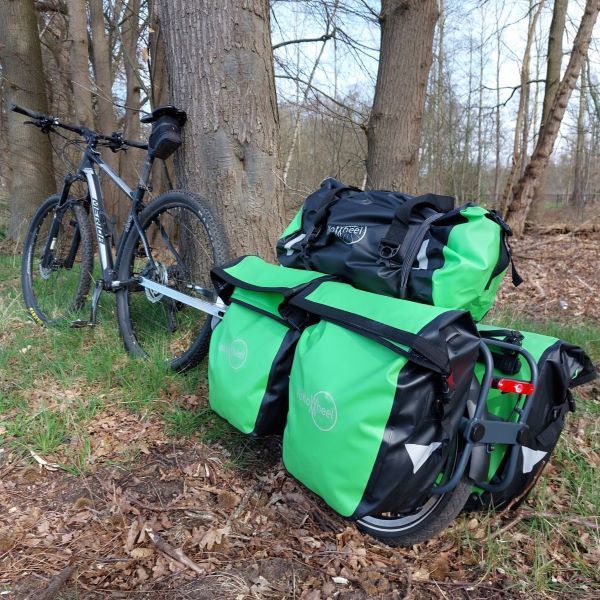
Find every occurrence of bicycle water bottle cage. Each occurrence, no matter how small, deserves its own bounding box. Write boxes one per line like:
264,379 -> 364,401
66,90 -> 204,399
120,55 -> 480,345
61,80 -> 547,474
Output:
142,106 -> 187,160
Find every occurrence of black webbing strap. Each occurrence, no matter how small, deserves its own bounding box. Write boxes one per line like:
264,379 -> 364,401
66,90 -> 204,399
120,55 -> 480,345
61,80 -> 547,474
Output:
479,328 -> 524,375
289,296 -> 450,374
379,193 -> 454,259
535,400 -> 571,447
398,212 -> 445,297
302,185 -> 361,252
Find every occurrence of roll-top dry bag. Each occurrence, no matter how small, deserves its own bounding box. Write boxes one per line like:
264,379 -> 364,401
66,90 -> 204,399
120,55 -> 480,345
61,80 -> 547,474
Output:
467,325 -> 596,510
277,178 -> 521,321
208,256 -> 331,436
282,281 -> 480,519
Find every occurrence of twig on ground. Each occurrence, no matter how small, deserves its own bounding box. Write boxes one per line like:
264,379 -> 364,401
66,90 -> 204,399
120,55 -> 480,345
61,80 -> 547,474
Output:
39,565 -> 75,600
226,484 -> 258,525
145,527 -> 204,575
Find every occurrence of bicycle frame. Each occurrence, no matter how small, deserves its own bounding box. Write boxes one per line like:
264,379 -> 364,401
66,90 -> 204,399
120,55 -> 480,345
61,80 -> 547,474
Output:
43,145 -> 225,320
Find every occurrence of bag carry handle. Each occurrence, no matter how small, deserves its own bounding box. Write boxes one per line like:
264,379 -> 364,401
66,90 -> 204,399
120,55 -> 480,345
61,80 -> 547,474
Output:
289,295 -> 451,374
303,184 -> 362,249
379,193 -> 454,258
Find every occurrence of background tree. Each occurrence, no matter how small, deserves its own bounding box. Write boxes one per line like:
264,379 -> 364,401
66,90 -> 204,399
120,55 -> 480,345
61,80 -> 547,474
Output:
155,0 -> 285,257
366,0 -> 439,192
505,0 -> 600,235
0,0 -> 56,242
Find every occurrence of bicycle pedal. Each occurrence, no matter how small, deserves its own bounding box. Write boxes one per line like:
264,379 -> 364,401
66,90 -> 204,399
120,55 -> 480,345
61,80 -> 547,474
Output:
70,319 -> 88,328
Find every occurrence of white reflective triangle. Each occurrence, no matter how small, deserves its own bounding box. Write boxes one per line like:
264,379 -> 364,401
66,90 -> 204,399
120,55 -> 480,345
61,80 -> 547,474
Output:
405,442 -> 442,474
521,447 -> 547,474
416,239 -> 430,270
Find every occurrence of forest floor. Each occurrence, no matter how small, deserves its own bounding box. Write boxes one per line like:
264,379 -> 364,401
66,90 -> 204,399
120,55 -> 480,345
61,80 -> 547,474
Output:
0,229 -> 598,599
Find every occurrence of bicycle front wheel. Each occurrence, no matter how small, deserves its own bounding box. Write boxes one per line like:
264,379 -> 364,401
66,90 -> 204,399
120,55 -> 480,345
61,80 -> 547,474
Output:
21,194 -> 93,325
116,190 -> 229,372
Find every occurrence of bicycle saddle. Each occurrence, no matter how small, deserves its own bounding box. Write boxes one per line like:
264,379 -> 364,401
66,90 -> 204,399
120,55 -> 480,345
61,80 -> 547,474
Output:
140,105 -> 187,126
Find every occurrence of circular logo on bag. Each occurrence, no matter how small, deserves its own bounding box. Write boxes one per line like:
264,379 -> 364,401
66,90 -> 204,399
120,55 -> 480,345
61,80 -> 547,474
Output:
327,224 -> 367,245
310,391 -> 337,431
226,338 -> 248,370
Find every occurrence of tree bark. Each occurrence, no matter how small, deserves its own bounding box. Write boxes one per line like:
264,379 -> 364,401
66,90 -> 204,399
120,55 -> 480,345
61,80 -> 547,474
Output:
366,0 -> 439,192
65,0 -> 95,128
155,0 -> 284,258
501,0 -> 544,215
89,0 -> 120,217
0,0 -> 56,242
147,0 -> 174,209
505,0 -> 599,236
117,0 -> 142,227
570,68 -> 587,212
533,0 -> 568,207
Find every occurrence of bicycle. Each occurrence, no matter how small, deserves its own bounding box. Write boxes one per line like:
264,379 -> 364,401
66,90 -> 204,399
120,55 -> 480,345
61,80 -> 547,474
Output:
12,103 -> 229,371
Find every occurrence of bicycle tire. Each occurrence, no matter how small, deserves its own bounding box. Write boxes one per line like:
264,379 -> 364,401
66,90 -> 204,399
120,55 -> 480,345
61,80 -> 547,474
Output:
116,190 -> 230,372
356,438 -> 472,546
21,194 -> 93,325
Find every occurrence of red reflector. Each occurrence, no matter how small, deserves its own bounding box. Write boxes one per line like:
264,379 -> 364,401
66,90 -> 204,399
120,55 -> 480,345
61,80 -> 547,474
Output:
494,378 -> 535,395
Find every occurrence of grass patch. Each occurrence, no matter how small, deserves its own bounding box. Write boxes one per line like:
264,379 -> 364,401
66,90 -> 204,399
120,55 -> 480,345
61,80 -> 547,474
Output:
485,308 -> 600,361
0,249 -> 214,473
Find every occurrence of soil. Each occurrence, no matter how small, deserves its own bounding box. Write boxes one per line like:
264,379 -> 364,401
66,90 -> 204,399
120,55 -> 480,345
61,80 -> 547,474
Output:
1,229 -> 599,599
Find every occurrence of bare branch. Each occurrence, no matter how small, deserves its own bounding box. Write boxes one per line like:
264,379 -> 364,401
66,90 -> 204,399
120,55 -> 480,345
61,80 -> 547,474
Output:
273,31 -> 336,51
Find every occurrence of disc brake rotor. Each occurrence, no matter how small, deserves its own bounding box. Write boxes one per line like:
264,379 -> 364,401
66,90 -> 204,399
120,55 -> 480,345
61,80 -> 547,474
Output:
145,262 -> 169,303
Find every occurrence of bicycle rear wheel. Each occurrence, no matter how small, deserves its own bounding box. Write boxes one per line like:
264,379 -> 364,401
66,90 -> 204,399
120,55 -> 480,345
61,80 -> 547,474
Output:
21,195 -> 93,325
357,437 -> 472,546
116,190 -> 229,372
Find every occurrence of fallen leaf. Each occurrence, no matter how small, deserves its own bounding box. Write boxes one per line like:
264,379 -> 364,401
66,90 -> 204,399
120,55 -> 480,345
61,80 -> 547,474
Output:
130,547 -> 155,559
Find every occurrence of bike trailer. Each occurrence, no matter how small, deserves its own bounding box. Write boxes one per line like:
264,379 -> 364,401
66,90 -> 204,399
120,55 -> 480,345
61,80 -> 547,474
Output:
208,256 -> 332,436
277,178 -> 521,321
466,325 -> 596,510
281,281 -> 480,519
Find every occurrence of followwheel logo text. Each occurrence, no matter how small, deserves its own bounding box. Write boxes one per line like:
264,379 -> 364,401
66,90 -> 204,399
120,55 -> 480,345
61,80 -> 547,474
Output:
219,338 -> 248,370
297,390 -> 338,431
327,224 -> 367,245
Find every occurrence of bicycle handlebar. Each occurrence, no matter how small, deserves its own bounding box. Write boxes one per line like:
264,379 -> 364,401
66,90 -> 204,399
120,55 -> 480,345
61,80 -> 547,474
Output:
10,103 -> 149,150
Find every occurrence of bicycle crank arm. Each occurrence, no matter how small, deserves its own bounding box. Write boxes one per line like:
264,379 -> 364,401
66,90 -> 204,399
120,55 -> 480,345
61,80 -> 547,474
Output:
138,277 -> 226,318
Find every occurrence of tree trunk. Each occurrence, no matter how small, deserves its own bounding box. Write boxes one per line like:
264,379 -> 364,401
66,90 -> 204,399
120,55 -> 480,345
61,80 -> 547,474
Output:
505,0 -> 599,236
500,0 -> 544,216
155,0 -> 284,258
533,0 -> 569,207
89,0 -> 120,217
65,0 -> 95,128
148,0 -> 173,195
570,68 -> 587,213
0,0 -> 56,242
117,0 -> 142,228
366,0 -> 439,192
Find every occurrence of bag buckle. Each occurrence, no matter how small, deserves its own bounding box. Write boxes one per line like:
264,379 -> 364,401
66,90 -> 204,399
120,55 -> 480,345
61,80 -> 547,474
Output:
378,239 -> 400,260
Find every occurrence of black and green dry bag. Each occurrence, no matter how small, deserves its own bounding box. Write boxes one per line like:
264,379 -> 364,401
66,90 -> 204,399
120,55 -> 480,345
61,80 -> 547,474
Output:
277,178 -> 521,320
467,325 -> 596,510
208,256 -> 331,436
282,281 -> 480,519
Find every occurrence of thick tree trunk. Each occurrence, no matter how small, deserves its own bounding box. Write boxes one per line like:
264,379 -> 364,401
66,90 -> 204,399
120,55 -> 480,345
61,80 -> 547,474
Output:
155,0 -> 284,258
89,0 -> 120,218
505,0 -> 599,236
65,0 -> 95,128
118,0 -> 142,227
148,0 -> 174,201
366,0 -> 439,192
0,0 -> 56,242
533,0 -> 569,207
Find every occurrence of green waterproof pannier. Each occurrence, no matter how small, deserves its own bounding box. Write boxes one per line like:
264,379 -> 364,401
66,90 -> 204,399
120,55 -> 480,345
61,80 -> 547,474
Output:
277,178 -> 521,321
466,325 -> 596,510
282,281 -> 480,519
208,256 -> 331,436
